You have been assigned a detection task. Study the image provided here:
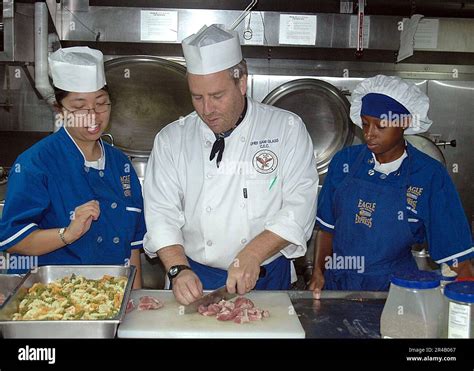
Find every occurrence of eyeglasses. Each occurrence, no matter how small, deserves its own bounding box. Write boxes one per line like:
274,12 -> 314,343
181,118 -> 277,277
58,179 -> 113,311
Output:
63,103 -> 111,118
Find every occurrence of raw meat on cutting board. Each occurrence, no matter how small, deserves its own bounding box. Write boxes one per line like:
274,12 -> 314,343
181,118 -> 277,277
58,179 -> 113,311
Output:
198,297 -> 270,324
126,296 -> 165,313
138,296 -> 164,311
117,290 -> 305,338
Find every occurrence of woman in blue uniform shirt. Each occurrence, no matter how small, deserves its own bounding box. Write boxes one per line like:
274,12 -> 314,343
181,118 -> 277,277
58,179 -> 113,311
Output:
0,47 -> 144,287
309,75 -> 473,295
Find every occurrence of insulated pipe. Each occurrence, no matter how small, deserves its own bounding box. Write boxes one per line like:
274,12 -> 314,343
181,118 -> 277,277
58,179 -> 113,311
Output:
34,2 -> 56,107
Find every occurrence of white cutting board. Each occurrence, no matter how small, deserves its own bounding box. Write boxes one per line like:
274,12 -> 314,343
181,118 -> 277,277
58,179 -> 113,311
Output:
118,290 -> 305,338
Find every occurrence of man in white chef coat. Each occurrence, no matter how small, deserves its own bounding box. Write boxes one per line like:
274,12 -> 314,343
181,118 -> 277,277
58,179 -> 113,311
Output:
143,24 -> 318,305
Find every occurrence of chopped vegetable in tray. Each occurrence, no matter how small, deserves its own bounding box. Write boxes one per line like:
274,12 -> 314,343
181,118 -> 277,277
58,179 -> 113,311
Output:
11,274 -> 127,321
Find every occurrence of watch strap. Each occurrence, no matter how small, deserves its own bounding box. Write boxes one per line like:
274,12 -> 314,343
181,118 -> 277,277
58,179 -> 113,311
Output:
167,265 -> 192,280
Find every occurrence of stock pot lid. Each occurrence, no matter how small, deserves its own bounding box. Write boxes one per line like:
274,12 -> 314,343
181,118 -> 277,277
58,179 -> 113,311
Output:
104,56 -> 194,156
405,135 -> 446,166
262,78 -> 354,177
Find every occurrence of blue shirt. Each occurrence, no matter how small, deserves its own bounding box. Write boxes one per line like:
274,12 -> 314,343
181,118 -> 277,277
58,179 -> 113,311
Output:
316,143 -> 473,265
0,128 -> 146,267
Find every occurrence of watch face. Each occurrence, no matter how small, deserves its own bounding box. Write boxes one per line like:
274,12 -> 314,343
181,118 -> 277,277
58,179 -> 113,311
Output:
170,267 -> 178,276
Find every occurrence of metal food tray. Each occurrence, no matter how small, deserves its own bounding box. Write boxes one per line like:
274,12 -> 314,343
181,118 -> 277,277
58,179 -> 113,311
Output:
0,274 -> 24,308
0,265 -> 136,338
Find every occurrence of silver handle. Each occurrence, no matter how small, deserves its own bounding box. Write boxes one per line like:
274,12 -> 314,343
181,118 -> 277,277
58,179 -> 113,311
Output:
101,133 -> 114,146
435,139 -> 456,148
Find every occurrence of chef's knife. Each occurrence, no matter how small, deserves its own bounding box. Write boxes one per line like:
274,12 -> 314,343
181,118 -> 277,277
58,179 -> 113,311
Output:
183,266 -> 266,314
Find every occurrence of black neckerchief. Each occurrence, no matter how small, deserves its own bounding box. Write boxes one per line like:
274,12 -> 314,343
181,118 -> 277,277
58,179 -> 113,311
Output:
209,97 -> 247,168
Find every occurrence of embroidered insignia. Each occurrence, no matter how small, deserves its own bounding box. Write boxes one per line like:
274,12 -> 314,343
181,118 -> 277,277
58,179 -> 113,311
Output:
406,186 -> 423,212
355,199 -> 376,228
253,149 -> 278,174
120,175 -> 131,197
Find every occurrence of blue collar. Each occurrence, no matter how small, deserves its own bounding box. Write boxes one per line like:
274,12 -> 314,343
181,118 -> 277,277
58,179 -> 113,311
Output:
362,142 -> 415,178
57,127 -> 106,168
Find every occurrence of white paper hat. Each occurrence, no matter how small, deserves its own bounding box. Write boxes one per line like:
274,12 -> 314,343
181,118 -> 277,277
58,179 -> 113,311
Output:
182,24 -> 243,75
48,46 -> 106,93
350,75 -> 432,134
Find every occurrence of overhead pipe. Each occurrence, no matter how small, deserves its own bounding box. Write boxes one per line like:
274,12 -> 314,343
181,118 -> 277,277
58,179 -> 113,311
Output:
34,2 -> 56,107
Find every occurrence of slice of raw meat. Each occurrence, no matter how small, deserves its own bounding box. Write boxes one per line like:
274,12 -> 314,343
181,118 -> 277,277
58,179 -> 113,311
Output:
198,304 -> 209,315
198,296 -> 269,324
234,308 -> 250,324
247,308 -> 262,321
234,297 -> 254,310
199,303 -> 221,316
126,299 -> 136,314
138,296 -> 164,311
216,308 -> 241,321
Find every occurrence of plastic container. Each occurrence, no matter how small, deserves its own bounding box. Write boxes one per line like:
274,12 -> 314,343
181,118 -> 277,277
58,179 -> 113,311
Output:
444,281 -> 474,338
380,270 -> 444,338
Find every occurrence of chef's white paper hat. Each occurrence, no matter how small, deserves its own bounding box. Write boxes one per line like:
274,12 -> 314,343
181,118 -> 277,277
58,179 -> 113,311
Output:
49,46 -> 106,93
182,24 -> 243,75
350,75 -> 432,134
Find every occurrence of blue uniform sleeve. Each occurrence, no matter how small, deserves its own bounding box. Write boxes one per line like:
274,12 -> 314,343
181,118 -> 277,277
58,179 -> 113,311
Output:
130,168 -> 146,250
131,211 -> 146,250
0,161 -> 49,250
316,150 -> 348,233
425,167 -> 474,265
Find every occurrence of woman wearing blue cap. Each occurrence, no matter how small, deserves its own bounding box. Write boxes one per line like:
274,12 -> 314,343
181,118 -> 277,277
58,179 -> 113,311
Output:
309,75 -> 473,295
0,47 -> 144,287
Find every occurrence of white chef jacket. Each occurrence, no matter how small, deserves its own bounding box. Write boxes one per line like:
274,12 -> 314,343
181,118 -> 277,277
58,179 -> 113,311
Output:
143,97 -> 319,270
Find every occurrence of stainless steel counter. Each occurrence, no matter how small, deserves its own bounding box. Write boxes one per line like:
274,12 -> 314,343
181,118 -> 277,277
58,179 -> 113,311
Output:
288,290 -> 387,339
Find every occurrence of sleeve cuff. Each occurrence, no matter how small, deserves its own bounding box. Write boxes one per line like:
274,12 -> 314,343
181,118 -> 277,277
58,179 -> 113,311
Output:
264,216 -> 307,259
130,240 -> 144,250
143,228 -> 184,258
0,223 -> 39,250
435,246 -> 474,265
315,216 -> 335,233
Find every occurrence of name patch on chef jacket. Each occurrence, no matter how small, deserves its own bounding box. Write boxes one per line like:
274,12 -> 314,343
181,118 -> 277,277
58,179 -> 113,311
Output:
253,149 -> 278,174
355,198 -> 376,228
250,138 -> 279,148
120,175 -> 131,197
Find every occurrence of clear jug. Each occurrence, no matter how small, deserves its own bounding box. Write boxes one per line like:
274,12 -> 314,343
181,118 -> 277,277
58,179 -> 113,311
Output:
380,270 -> 444,338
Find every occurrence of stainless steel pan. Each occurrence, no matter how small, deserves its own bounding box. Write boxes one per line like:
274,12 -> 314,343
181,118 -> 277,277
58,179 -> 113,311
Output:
405,135 -> 446,166
104,56 -> 194,157
0,265 -> 136,338
263,79 -> 354,178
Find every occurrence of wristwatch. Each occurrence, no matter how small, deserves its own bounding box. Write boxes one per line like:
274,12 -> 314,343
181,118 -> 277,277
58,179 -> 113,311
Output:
58,227 -> 69,245
167,265 -> 192,281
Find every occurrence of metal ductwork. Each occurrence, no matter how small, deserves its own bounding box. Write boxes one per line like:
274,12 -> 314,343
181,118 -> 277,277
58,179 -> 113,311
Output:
34,2 -> 56,106
43,0 -> 474,68
0,0 -> 14,61
86,0 -> 474,18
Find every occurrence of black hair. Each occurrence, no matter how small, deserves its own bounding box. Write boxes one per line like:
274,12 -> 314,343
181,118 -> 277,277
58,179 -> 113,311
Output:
53,85 -> 110,107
